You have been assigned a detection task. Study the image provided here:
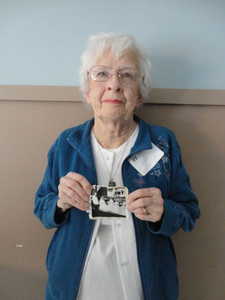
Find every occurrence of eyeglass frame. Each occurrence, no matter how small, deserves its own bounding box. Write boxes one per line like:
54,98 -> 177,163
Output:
87,65 -> 145,85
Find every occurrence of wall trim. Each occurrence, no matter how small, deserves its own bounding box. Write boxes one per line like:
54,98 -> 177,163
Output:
0,85 -> 224,105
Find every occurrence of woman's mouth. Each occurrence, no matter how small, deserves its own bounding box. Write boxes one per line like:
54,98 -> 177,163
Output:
103,99 -> 123,104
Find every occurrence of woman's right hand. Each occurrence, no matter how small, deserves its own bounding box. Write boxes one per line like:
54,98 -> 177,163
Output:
57,172 -> 92,212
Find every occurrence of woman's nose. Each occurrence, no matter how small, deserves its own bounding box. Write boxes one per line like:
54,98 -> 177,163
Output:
106,72 -> 122,92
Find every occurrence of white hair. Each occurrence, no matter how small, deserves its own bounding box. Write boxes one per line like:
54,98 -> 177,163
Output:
79,32 -> 153,103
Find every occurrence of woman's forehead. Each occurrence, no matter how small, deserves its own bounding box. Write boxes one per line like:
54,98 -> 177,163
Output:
94,49 -> 139,68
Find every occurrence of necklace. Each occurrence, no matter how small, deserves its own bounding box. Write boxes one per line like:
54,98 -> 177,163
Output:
98,140 -> 129,187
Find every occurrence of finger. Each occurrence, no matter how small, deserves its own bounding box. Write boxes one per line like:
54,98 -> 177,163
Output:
61,173 -> 92,201
128,206 -> 150,215
127,197 -> 151,212
134,213 -> 151,221
57,195 -> 73,211
58,181 -> 90,210
58,190 -> 90,211
127,188 -> 161,204
127,196 -> 164,222
58,182 -> 77,201
66,172 -> 92,196
134,211 -> 162,223
130,205 -> 162,217
61,186 -> 90,209
73,199 -> 90,211
68,180 -> 90,202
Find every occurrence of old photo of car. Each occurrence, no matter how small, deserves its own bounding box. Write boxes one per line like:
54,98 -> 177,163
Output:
89,185 -> 129,219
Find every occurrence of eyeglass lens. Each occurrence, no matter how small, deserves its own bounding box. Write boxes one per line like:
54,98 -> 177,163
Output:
90,66 -> 142,85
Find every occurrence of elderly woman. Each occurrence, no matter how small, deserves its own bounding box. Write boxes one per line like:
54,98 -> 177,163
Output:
34,32 -> 200,300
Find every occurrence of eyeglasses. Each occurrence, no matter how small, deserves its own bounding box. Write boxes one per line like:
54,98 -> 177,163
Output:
88,65 -> 144,85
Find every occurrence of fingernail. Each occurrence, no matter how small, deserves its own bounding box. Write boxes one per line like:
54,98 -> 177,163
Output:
85,196 -> 89,202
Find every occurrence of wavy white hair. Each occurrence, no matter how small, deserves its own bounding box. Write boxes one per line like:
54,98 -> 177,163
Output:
79,32 -> 153,103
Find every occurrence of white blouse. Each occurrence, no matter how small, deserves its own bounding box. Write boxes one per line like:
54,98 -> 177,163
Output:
77,125 -> 144,300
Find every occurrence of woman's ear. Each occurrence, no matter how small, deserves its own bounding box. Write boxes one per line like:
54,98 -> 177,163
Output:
136,94 -> 143,108
85,92 -> 91,104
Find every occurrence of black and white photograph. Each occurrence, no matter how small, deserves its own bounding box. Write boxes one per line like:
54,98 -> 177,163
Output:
89,185 -> 129,219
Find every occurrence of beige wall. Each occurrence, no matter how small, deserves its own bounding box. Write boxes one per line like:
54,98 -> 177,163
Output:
0,88 -> 225,299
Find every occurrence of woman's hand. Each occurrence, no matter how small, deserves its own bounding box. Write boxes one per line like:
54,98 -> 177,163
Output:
57,172 -> 92,212
127,188 -> 164,222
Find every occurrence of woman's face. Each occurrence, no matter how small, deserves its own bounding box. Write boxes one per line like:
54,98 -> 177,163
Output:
85,50 -> 143,124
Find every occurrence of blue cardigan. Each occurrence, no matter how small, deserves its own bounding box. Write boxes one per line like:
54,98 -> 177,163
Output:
34,116 -> 200,300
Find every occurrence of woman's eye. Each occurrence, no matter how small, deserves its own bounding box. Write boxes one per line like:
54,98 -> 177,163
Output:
121,71 -> 134,79
97,71 -> 109,77
124,72 -> 132,78
98,72 -> 106,76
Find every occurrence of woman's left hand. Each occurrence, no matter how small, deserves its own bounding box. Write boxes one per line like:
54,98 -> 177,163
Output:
126,188 -> 164,222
